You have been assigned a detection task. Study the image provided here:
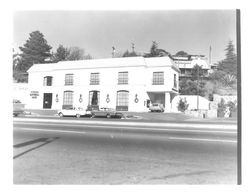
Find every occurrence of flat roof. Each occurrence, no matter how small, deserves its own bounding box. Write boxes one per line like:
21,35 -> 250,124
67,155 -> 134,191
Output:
27,56 -> 178,72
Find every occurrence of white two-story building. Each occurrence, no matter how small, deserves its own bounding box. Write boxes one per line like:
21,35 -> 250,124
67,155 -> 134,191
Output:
172,55 -> 211,78
26,56 -> 179,112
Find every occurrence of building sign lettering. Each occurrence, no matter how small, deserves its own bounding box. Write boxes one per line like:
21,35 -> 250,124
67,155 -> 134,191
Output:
30,91 -> 39,99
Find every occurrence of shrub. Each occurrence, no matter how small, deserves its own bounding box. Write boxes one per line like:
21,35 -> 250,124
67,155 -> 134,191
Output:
217,98 -> 226,117
178,98 -> 189,112
227,101 -> 237,112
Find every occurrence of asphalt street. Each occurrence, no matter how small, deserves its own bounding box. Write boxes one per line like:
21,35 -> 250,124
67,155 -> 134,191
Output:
13,117 -> 238,184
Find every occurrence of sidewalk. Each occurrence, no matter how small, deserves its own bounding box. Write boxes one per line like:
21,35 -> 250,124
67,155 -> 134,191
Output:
22,109 -> 237,124
14,117 -> 237,130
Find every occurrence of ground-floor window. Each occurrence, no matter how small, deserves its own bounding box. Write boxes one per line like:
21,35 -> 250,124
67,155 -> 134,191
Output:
63,91 -> 74,109
116,90 -> 129,111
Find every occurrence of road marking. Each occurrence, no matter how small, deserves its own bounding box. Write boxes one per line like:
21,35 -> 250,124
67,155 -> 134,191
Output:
13,118 -> 237,130
169,137 -> 237,143
16,127 -> 236,144
14,122 -> 237,134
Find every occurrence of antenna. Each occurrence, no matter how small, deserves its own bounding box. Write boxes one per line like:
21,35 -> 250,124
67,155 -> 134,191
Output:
112,46 -> 115,58
209,46 -> 212,65
131,43 -> 135,53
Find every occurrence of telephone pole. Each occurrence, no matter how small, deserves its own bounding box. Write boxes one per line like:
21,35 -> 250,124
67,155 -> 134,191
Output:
209,46 -> 212,65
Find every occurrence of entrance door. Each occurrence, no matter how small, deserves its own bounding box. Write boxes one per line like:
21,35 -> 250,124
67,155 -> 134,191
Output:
88,91 -> 100,110
43,93 -> 52,109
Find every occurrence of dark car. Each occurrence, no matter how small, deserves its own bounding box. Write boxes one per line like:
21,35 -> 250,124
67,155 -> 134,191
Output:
91,107 -> 123,118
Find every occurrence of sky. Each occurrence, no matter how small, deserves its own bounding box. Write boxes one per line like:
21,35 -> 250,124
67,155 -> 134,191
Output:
13,10 -> 236,64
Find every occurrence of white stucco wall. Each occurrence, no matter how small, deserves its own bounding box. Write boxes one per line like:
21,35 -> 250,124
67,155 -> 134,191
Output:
171,95 -> 210,112
26,57 -> 179,111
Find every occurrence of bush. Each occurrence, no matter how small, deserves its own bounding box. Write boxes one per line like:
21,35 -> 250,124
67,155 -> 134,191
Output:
178,98 -> 189,112
217,98 -> 226,117
227,101 -> 237,117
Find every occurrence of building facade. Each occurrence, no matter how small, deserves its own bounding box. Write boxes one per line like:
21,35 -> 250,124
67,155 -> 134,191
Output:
172,55 -> 211,78
27,56 -> 180,112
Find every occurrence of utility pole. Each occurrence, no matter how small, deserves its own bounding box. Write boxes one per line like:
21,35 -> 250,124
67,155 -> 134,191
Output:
197,66 -> 200,110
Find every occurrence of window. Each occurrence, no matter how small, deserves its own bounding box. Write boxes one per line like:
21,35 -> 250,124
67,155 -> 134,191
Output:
152,72 -> 164,85
173,74 -> 177,88
65,74 -> 73,85
116,90 -> 129,111
90,73 -> 100,85
180,69 -> 185,75
118,72 -> 128,85
43,76 -> 52,86
63,91 -> 74,108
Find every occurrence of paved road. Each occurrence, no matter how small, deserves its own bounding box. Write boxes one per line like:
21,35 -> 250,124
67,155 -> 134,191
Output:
13,117 -> 238,184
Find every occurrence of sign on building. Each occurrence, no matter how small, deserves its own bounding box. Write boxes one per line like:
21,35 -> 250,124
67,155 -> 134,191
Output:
30,91 -> 39,99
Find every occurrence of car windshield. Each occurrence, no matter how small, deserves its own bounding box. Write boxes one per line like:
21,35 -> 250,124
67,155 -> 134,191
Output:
152,103 -> 159,106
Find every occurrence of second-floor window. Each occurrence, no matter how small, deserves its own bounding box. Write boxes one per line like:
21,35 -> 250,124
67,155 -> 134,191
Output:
118,72 -> 128,85
90,73 -> 100,85
173,74 -> 177,88
43,76 -> 52,86
152,72 -> 164,85
65,74 -> 74,85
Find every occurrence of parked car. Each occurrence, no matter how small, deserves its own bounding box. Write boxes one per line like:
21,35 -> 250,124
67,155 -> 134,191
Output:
91,107 -> 123,118
57,107 -> 91,118
149,103 -> 165,112
13,99 -> 25,117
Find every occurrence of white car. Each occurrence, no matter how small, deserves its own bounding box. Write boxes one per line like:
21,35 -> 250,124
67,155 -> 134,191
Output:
149,103 -> 165,112
57,107 -> 91,118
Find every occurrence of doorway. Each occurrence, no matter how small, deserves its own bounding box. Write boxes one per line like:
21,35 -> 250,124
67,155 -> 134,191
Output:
43,93 -> 52,109
88,91 -> 100,110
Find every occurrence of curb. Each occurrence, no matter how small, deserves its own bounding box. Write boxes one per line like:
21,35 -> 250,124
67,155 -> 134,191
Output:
13,117 -> 237,130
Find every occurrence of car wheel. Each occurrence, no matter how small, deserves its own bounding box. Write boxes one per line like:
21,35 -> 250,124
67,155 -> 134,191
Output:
106,114 -> 111,118
76,114 -> 81,118
58,112 -> 64,117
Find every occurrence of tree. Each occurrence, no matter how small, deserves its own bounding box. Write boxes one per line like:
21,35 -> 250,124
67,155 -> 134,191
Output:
66,47 -> 85,61
217,40 -> 237,76
177,98 -> 189,112
144,41 -> 171,57
84,54 -> 93,60
122,50 -> 140,57
52,45 -> 93,62
208,41 -> 237,94
175,51 -> 188,56
19,31 -> 52,69
12,50 -> 20,71
14,31 -> 52,82
179,79 -> 206,96
191,64 -> 204,81
53,45 -> 69,62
